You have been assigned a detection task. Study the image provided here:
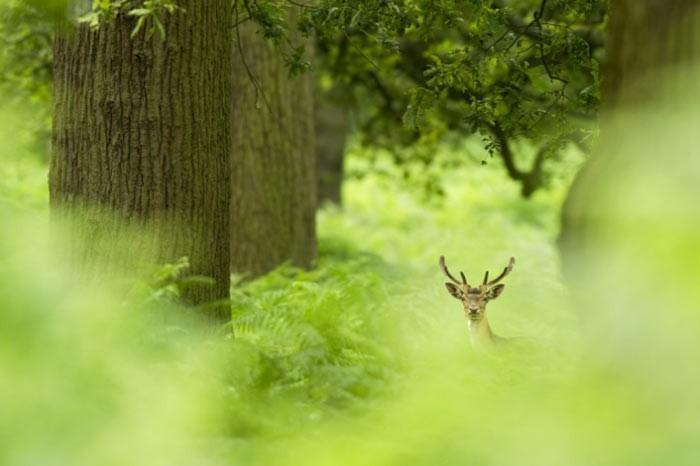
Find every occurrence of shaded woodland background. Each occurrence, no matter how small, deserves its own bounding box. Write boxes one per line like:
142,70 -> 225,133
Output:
1,1 -> 700,465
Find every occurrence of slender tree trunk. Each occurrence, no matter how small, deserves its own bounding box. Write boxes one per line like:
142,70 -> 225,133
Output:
558,0 -> 700,269
51,1 -> 232,321
231,15 -> 317,278
315,85 -> 349,205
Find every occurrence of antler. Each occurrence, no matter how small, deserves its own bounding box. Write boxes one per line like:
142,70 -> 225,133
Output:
484,257 -> 516,286
439,256 -> 467,285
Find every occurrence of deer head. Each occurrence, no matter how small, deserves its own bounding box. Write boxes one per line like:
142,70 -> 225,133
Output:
439,256 -> 515,321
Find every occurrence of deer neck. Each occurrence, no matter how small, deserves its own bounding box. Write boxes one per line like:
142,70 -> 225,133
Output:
467,315 -> 499,350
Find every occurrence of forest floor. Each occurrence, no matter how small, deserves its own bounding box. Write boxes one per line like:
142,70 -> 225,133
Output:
2,137 -> 597,466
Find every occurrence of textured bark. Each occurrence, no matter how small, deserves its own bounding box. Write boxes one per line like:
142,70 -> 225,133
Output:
315,85 -> 349,205
51,1 -> 232,321
231,17 -> 317,278
602,0 -> 700,107
559,0 -> 700,265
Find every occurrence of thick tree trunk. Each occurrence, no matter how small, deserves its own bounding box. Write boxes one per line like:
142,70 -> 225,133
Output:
558,0 -> 700,268
51,1 -> 232,321
602,0 -> 700,108
315,85 -> 349,205
231,17 -> 317,278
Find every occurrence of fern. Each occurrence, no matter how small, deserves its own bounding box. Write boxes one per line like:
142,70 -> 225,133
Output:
227,246 -> 400,417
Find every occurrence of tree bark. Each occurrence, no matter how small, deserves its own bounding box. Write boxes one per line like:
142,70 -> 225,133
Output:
51,1 -> 232,321
602,0 -> 700,108
315,84 -> 349,205
230,16 -> 317,278
558,0 -> 700,268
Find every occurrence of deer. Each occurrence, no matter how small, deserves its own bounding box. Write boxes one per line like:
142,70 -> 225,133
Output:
439,255 -> 517,351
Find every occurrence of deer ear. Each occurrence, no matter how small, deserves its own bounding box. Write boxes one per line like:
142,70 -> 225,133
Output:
445,283 -> 462,300
488,284 -> 505,300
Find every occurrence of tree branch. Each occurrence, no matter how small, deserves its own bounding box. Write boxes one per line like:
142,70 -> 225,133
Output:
488,122 -> 526,182
235,1 -> 272,112
492,0 -> 605,50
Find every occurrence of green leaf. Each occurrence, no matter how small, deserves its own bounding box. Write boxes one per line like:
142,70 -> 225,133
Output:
130,15 -> 146,38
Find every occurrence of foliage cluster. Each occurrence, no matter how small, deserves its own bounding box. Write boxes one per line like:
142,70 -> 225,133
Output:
303,0 -> 606,196
344,131 -> 585,201
0,0 -> 604,197
0,0 -> 605,198
0,2 -> 51,100
81,0 -> 182,38
0,92 -> 49,209
224,248 -> 401,436
0,1 -> 52,155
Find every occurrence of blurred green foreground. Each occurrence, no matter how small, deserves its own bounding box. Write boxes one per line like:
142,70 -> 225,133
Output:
2,50 -> 700,466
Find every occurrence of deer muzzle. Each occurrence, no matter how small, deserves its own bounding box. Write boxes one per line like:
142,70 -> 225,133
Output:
466,306 -> 482,319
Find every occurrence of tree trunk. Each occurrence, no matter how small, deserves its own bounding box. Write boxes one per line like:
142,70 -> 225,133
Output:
315,85 -> 349,205
602,0 -> 700,108
230,17 -> 317,278
558,0 -> 700,268
51,1 -> 232,321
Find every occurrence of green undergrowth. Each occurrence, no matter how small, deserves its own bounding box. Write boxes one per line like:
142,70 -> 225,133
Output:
6,130 -> 696,465
0,101 -> 589,464
216,142 -> 584,458
3,45 -> 700,465
225,242 -> 402,437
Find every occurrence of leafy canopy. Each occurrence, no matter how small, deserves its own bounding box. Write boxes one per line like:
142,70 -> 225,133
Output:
1,0 -> 607,197
297,0 -> 606,196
